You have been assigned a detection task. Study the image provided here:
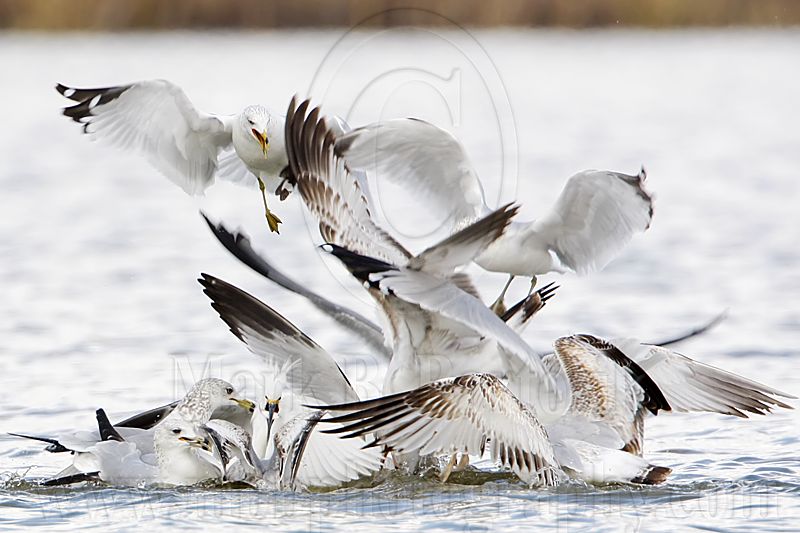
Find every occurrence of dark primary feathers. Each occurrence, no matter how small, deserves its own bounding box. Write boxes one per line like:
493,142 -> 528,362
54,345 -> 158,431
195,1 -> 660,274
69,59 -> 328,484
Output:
7,433 -> 71,453
285,95 -> 413,265
114,401 -> 179,430
500,281 -> 559,324
198,273 -> 358,404
321,244 -> 396,288
199,273 -> 320,347
56,83 -> 131,131
573,334 -> 671,415
95,409 -> 125,443
200,213 -> 389,359
42,471 -> 101,487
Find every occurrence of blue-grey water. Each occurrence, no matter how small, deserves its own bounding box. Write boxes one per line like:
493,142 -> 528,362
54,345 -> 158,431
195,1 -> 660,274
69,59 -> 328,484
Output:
1,28 -> 799,531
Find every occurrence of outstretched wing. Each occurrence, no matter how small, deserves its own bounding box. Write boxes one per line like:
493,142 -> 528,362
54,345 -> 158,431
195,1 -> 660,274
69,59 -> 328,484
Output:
612,339 -> 795,417
199,274 -> 360,404
315,373 -> 559,486
201,214 -> 390,360
532,169 -> 653,274
57,79 -> 233,195
335,118 -> 486,226
285,97 -> 412,265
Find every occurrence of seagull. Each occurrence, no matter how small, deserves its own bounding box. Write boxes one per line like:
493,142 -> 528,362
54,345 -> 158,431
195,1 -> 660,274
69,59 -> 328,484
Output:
279,97 -> 796,482
542,334 -> 794,457
12,378 -> 254,486
335,118 -> 654,312
56,79 -> 289,232
308,323 -> 792,485
284,97 -> 568,411
312,372 -> 672,487
39,408 -> 226,487
199,273 -> 383,489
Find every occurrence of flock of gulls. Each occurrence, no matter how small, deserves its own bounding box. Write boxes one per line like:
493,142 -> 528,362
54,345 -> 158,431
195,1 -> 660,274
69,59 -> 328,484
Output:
12,79 -> 794,490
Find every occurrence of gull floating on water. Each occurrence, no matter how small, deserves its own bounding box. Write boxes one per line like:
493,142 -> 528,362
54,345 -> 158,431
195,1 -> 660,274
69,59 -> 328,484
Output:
12,378 -> 254,486
56,79 -> 288,232
336,118 -> 654,312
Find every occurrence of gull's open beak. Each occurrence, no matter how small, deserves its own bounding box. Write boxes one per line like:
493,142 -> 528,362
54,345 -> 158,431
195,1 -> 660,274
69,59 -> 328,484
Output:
252,128 -> 269,158
232,398 -> 256,413
178,436 -> 211,451
264,399 -> 279,442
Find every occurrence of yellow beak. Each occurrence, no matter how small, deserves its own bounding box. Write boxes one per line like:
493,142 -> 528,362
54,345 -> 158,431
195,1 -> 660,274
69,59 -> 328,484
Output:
178,436 -> 211,451
252,128 -> 269,157
232,398 -> 256,413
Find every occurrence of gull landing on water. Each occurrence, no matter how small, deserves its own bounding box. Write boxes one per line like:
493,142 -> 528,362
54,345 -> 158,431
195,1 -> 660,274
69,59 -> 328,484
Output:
56,80 -> 288,232
336,118 -> 654,313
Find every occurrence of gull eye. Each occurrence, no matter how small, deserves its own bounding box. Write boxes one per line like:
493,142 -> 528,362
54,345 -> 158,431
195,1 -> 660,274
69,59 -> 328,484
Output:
225,386 -> 234,395
171,428 -> 182,435
247,119 -> 254,125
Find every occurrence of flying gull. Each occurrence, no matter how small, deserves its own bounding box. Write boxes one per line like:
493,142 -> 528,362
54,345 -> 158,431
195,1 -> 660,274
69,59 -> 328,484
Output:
336,118 -> 653,312
56,79 -> 289,232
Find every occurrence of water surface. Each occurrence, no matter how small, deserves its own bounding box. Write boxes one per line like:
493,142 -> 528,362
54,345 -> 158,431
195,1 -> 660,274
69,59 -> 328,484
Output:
0,28 -> 798,531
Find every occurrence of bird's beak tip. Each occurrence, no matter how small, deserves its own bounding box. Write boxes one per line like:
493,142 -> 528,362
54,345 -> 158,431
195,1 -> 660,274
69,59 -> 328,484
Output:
233,398 -> 256,412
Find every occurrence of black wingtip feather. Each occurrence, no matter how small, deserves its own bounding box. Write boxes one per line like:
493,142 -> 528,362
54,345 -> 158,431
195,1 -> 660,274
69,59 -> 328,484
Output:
575,334 -> 672,414
8,433 -> 71,453
95,409 -> 125,442
114,401 -> 178,430
321,244 -> 396,285
42,471 -> 101,487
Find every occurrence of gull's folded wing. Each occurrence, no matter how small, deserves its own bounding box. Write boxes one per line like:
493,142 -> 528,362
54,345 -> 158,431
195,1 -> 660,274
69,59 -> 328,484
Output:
550,335 -> 668,456
114,401 -> 179,430
278,410 -> 383,489
408,203 -> 518,274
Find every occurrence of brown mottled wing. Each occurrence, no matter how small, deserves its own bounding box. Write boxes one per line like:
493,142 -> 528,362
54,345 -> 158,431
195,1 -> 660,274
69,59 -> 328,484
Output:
573,334 -> 670,415
553,336 -> 644,453
285,96 -> 412,266
315,373 -> 559,486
